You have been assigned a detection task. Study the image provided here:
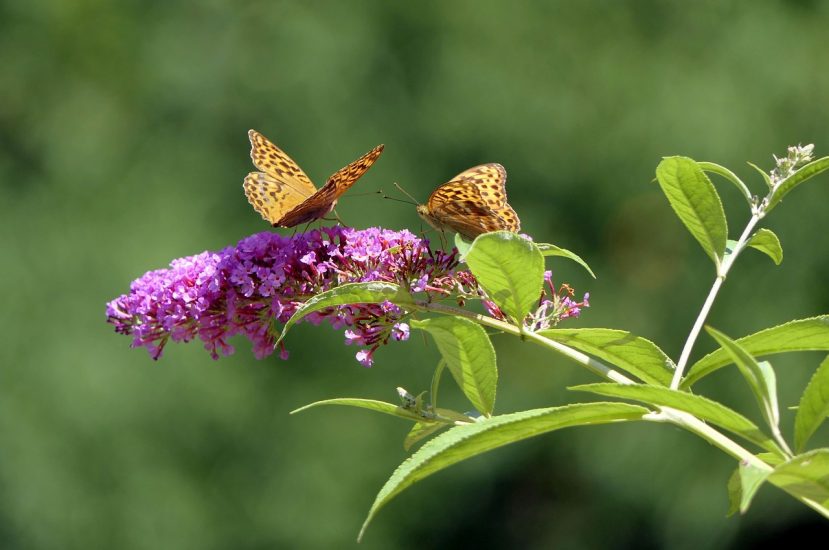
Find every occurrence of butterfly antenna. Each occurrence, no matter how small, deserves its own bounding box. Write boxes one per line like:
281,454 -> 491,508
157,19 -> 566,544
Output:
377,188 -> 417,206
393,182 -> 421,204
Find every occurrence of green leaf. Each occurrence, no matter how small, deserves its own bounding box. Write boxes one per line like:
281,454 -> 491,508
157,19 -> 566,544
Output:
794,355 -> 829,452
684,316 -> 829,388
358,402 -> 648,541
705,327 -> 783,438
411,316 -> 498,416
570,383 -> 784,455
538,328 -> 674,386
453,233 -> 473,260
727,462 -> 771,516
404,422 -> 447,451
768,449 -> 829,508
464,231 -> 544,322
536,243 -> 597,278
756,452 -> 786,466
291,398 -> 426,423
746,161 -> 772,189
767,156 -> 829,212
698,161 -> 753,206
747,228 -> 783,265
276,282 -> 412,345
655,156 -> 728,268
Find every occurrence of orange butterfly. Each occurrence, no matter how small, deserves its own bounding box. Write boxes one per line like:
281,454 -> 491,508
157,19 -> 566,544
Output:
243,130 -> 384,227
416,163 -> 521,240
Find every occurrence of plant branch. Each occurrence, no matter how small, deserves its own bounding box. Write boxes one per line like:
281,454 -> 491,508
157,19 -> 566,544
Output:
670,213 -> 763,389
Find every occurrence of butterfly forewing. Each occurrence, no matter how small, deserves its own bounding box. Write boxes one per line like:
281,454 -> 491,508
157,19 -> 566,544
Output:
277,144 -> 385,227
248,130 -> 317,196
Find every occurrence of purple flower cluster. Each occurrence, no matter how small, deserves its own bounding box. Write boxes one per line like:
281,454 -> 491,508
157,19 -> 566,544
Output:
107,227 -> 589,365
525,272 -> 589,331
107,227 -> 460,365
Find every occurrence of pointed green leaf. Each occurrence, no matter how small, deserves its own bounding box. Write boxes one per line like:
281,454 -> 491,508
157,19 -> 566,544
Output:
756,452 -> 786,466
768,449 -> 829,508
726,467 -> 741,516
276,282 -> 411,345
358,402 -> 648,541
767,156 -> 829,212
570,383 -> 784,455
536,243 -> 597,278
748,228 -> 783,265
698,161 -> 753,206
411,316 -> 498,416
291,398 -> 426,422
464,231 -> 544,322
727,461 -> 771,515
746,161 -> 772,189
538,328 -> 674,386
684,316 -> 829,388
705,327 -> 782,438
795,355 -> 829,452
404,422 -> 447,451
453,233 -> 473,260
655,157 -> 728,268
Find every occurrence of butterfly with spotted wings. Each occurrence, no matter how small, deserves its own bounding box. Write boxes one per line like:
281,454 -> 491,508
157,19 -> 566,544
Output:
243,130 -> 384,227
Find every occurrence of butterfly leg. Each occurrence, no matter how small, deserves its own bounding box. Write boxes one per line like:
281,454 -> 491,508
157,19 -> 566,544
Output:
332,208 -> 348,227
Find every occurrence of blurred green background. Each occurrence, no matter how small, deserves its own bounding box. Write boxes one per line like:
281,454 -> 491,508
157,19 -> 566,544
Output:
2,0 -> 829,548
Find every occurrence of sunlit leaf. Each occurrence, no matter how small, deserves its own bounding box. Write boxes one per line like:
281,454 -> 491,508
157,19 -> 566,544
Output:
291,398 -> 425,422
276,282 -> 411,345
404,422 -> 446,451
794,355 -> 829,452
571,383 -> 784,455
536,243 -> 596,278
698,161 -> 753,206
727,461 -> 771,516
454,233 -> 473,260
464,231 -> 544,322
769,449 -> 829,509
748,228 -> 783,265
538,328 -> 674,386
412,316 -> 498,416
358,402 -> 648,541
705,327 -> 782,438
746,161 -> 772,188
684,316 -> 829,388
655,156 -> 728,268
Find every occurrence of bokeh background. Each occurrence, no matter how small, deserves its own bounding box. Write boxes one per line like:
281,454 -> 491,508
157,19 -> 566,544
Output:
2,1 -> 829,548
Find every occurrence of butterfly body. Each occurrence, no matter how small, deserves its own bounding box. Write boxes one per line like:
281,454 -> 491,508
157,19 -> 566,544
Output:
244,129 -> 383,227
417,163 -> 520,240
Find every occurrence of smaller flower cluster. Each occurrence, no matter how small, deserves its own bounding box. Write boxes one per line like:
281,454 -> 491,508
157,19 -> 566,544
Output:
107,227 -> 460,366
525,272 -> 589,331
770,143 -> 814,186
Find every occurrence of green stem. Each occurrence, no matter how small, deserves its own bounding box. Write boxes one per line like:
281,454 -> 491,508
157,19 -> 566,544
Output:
670,212 -> 762,389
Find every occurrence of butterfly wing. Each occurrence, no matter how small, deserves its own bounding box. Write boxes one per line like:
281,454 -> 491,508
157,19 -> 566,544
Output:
244,129 -> 318,226
422,163 -> 521,239
277,143 -> 384,227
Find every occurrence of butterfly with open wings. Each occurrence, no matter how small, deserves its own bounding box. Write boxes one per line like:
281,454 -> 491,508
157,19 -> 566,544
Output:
243,129 -> 384,227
